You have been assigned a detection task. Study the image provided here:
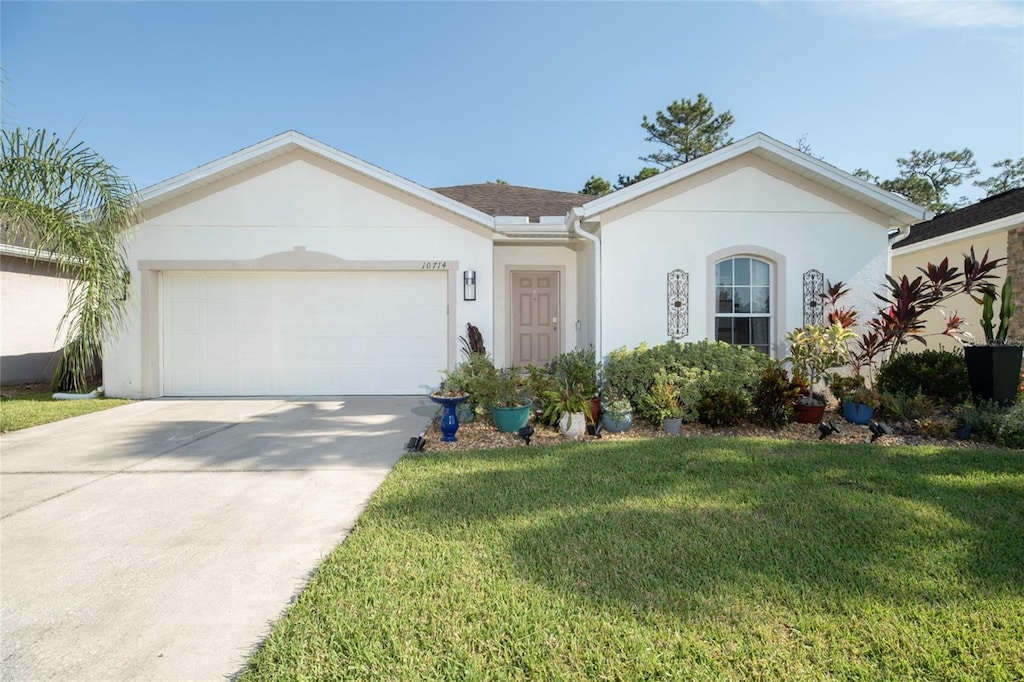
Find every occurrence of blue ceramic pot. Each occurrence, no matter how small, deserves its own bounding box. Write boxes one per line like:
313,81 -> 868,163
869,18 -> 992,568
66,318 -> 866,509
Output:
842,401 -> 875,425
601,410 -> 633,433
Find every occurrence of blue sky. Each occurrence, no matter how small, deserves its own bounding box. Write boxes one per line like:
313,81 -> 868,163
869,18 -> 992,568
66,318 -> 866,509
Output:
2,1 -> 1022,200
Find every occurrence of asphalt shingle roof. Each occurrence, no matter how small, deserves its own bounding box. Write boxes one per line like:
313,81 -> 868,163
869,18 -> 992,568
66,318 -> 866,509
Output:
893,188 -> 1024,249
432,183 -> 589,222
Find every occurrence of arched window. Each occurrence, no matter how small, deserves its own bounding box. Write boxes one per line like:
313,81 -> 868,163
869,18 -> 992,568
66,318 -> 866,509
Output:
714,256 -> 772,355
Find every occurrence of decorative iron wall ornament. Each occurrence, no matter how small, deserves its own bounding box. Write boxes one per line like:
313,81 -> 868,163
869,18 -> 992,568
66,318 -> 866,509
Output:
667,269 -> 689,339
803,269 -> 825,326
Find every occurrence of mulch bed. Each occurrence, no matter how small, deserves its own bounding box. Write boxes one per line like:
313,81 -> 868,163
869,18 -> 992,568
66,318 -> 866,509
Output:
423,407 -> 985,453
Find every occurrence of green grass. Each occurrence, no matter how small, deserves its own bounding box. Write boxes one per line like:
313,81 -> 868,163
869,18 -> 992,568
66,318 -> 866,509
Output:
0,387 -> 132,432
243,438 -> 1024,681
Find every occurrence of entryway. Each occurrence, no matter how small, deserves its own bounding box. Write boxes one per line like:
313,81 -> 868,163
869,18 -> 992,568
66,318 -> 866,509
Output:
510,270 -> 560,366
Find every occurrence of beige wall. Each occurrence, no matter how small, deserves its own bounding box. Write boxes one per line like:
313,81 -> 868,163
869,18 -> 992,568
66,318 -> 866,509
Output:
1,256 -> 71,383
892,229 -> 1010,351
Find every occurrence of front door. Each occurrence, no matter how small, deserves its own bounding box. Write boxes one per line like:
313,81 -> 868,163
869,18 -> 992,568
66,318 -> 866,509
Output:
511,270 -> 560,366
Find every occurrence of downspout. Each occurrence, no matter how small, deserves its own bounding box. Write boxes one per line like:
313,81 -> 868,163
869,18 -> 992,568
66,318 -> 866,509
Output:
568,207 -> 601,362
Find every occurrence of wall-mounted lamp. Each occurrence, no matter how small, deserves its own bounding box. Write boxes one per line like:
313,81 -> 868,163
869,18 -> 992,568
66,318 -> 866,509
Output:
463,270 -> 476,301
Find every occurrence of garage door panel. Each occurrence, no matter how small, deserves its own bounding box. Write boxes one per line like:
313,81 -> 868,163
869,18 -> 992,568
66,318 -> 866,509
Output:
162,271 -> 448,396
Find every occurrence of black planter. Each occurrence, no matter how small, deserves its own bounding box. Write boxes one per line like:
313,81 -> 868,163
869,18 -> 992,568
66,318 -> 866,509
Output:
964,345 -> 1023,406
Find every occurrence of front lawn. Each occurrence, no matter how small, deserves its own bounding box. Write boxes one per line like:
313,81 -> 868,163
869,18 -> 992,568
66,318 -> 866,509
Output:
0,385 -> 132,432
243,438 -> 1024,680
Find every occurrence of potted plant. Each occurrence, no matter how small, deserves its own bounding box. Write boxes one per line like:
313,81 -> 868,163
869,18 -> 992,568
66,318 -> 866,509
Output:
541,378 -> 591,440
638,370 -> 689,434
828,374 -> 881,425
964,277 -> 1021,406
472,364 -> 533,433
600,392 -> 634,433
786,322 -> 855,423
440,352 -> 495,424
551,346 -> 601,425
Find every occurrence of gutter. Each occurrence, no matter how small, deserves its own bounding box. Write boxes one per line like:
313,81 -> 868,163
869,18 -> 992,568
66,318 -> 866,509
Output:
568,207 -> 601,362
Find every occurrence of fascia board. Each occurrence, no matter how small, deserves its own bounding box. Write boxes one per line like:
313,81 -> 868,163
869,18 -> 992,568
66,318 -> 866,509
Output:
137,131 -> 495,230
892,212 -> 1024,256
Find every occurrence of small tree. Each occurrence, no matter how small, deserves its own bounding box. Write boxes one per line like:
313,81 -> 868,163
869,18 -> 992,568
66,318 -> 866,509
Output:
639,93 -> 734,169
579,175 -> 612,197
1,128 -> 139,392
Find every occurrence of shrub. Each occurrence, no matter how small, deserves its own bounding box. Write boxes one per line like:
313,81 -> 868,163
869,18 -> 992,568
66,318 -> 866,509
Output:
959,400 -> 1024,447
605,340 -> 769,411
875,350 -> 970,407
604,343 -> 660,409
636,369 -> 702,424
697,388 -> 751,427
550,347 -> 600,398
879,391 -> 936,422
751,361 -> 801,428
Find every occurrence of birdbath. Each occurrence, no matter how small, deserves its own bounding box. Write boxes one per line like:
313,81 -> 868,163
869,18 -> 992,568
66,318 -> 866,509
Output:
429,393 -> 470,442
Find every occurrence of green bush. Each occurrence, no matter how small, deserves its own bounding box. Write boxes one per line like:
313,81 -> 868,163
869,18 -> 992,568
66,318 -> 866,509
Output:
605,340 -> 769,415
959,400 -> 1024,448
550,347 -> 600,398
635,368 -> 702,424
876,350 -> 970,406
697,387 -> 751,427
751,361 -> 801,428
879,391 -> 936,422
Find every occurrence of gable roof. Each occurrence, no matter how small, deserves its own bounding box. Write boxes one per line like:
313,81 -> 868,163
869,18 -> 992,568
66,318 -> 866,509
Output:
136,130 -> 496,229
578,132 -> 930,227
892,188 -> 1024,250
432,183 -> 589,222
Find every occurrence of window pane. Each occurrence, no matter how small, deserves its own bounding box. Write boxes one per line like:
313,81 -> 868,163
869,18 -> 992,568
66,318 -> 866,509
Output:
734,258 -> 751,285
716,287 -> 733,314
715,317 -> 733,343
752,260 -> 770,285
751,286 -> 770,314
751,317 -> 770,346
715,261 -> 733,286
734,287 -> 750,314
734,318 -> 751,345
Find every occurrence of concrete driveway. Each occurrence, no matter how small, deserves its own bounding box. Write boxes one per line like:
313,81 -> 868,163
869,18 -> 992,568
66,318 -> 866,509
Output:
0,396 -> 435,681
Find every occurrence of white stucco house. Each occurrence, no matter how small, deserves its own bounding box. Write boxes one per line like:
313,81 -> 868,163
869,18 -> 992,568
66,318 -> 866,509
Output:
103,131 -> 929,398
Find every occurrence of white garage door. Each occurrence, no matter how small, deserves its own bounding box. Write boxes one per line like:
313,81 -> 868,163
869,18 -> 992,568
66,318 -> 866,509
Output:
162,271 -> 448,396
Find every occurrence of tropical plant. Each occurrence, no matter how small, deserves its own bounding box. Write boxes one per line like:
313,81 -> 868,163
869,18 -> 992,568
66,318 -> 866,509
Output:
458,322 -> 486,358
696,388 -> 751,427
540,378 -> 592,428
1,128 -> 140,392
752,361 -> 802,428
785,323 -> 856,401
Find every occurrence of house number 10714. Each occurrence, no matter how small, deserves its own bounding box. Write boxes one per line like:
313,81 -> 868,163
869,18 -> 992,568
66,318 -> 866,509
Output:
421,261 -> 447,270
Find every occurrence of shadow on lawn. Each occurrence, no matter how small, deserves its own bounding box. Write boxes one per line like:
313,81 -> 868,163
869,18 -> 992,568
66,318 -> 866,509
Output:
389,440 -> 1024,616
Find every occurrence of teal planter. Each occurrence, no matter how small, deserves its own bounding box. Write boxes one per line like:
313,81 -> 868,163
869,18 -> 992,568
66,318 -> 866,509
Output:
492,400 -> 532,433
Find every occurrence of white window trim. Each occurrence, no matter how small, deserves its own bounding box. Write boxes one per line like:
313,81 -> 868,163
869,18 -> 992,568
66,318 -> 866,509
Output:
706,246 -> 787,358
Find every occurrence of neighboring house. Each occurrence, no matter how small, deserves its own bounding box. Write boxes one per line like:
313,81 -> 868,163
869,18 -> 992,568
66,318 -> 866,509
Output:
891,188 -> 1024,351
102,130 -> 928,398
0,245 -> 72,384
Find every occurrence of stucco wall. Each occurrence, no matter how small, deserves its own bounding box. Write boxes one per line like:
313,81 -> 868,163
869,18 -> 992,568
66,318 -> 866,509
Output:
598,156 -> 893,358
1,256 -> 71,383
492,243 -> 580,366
892,229 -> 1010,351
105,149 -> 494,398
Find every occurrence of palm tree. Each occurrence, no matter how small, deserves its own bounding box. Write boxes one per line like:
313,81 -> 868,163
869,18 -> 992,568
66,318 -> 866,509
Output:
1,128 -> 140,392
